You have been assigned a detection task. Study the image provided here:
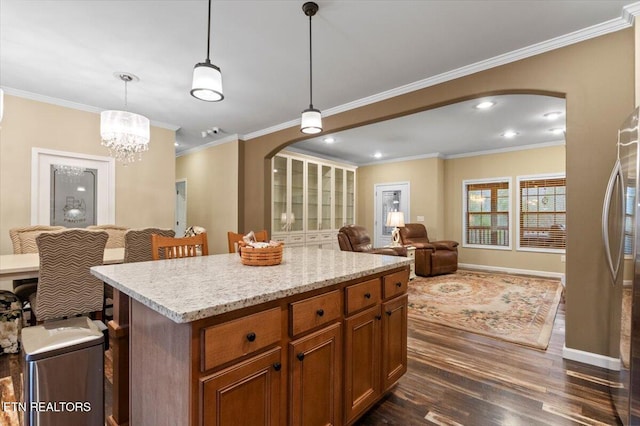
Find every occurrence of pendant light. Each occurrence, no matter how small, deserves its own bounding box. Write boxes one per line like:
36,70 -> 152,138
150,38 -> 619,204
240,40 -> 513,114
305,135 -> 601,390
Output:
191,0 -> 223,102
300,2 -> 322,134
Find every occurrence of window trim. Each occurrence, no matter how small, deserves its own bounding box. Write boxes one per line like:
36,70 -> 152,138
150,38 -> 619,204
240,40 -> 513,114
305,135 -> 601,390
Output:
516,173 -> 566,254
462,177 -> 512,251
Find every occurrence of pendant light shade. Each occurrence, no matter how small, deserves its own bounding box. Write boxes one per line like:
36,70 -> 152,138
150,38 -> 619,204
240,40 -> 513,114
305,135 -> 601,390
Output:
191,0 -> 224,102
301,2 -> 322,134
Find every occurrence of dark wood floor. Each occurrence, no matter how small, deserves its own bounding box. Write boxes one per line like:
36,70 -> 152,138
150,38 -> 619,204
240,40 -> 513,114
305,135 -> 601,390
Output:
0,300 -> 621,425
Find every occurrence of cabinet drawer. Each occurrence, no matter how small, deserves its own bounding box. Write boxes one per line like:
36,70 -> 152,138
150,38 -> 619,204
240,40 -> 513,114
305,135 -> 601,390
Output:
306,233 -> 320,242
320,232 -> 335,241
290,290 -> 341,336
382,270 -> 409,299
202,308 -> 282,371
345,278 -> 381,315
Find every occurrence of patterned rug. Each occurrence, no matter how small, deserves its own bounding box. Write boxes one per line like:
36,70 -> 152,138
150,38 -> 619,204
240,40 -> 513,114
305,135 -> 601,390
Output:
0,376 -> 19,426
408,270 -> 563,350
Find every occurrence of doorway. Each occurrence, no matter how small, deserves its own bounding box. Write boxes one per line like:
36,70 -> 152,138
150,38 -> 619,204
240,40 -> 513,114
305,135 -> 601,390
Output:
175,180 -> 187,237
374,182 -> 410,247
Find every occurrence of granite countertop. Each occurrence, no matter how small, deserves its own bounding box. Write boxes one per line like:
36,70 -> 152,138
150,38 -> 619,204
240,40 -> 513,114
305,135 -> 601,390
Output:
90,247 -> 411,324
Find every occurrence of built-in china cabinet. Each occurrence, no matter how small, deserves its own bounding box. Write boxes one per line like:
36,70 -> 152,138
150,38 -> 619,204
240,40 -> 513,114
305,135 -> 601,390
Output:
272,151 -> 356,249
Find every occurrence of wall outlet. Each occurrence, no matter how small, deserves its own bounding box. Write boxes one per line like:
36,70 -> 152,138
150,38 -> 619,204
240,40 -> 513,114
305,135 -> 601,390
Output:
560,255 -> 566,263
417,216 -> 425,222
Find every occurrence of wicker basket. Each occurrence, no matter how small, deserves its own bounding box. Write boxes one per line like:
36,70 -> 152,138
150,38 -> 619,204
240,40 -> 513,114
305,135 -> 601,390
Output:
238,242 -> 284,266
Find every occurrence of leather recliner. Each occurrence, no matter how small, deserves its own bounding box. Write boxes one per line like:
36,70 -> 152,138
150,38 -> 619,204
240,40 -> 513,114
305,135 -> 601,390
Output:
337,225 -> 407,256
399,223 -> 458,276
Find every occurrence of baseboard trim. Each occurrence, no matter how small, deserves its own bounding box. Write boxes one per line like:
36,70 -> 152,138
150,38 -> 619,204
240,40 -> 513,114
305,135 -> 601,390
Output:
458,263 -> 564,279
562,345 -> 620,371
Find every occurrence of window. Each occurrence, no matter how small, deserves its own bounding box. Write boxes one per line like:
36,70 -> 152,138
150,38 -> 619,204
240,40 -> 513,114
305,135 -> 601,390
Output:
517,174 -> 566,251
463,178 -> 511,249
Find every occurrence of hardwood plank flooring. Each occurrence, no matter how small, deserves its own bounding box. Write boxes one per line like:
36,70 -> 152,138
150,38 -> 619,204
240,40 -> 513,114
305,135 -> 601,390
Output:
0,300 -> 621,425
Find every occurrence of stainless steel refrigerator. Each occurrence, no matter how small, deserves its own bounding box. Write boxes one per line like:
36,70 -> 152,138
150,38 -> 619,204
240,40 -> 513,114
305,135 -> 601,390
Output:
603,107 -> 640,425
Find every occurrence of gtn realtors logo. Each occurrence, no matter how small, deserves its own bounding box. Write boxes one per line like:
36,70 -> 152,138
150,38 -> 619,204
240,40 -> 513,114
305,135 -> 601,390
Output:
2,401 -> 92,413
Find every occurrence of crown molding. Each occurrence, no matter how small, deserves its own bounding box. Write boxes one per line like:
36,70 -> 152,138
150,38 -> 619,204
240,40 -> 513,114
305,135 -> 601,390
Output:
176,134 -> 240,158
244,3 -> 638,142
443,140 -> 565,160
2,87 -> 181,131
357,152 -> 443,167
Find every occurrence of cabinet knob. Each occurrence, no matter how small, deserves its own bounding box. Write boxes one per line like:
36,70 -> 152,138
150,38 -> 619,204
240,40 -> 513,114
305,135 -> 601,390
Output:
297,352 -> 305,361
375,315 -> 382,320
246,332 -> 256,342
273,362 -> 282,371
364,292 -> 371,299
395,282 -> 402,288
386,310 -> 392,316
316,308 -> 324,317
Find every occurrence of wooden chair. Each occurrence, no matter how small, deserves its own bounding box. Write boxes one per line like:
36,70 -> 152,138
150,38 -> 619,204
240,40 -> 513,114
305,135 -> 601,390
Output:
227,230 -> 268,253
87,224 -> 129,248
151,233 -> 209,260
30,229 -> 108,324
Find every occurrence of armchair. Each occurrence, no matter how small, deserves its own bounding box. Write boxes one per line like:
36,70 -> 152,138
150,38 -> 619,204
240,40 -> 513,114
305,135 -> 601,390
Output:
337,225 -> 407,256
399,223 -> 458,276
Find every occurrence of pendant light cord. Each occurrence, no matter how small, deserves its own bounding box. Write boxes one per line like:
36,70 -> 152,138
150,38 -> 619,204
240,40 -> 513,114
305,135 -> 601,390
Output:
124,79 -> 128,108
308,13 -> 313,108
206,0 -> 212,61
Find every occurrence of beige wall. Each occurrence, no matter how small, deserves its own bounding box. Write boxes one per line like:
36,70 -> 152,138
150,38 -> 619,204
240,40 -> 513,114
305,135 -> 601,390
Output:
242,29 -> 634,358
0,95 -> 176,255
444,145 -> 566,274
175,140 -> 240,254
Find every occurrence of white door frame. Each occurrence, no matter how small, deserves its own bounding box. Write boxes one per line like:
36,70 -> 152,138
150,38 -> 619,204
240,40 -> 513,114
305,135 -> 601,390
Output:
175,179 -> 187,237
374,182 -> 410,247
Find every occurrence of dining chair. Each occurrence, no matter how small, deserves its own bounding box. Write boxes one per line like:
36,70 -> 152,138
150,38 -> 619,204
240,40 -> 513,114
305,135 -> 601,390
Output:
87,224 -> 129,248
123,228 -> 175,263
151,233 -> 209,260
30,229 -> 108,324
9,225 -> 66,306
227,230 -> 268,253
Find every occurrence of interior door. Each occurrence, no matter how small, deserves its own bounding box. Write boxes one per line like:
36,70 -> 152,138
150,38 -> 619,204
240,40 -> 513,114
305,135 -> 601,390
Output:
175,180 -> 187,237
374,183 -> 410,247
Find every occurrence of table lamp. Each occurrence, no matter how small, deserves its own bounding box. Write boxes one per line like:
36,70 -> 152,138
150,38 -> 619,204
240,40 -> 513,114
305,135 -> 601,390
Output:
386,211 -> 405,247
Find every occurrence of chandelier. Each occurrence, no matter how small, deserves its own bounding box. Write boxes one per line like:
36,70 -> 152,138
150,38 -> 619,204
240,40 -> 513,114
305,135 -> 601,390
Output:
53,164 -> 86,179
300,2 -> 322,134
100,73 -> 150,163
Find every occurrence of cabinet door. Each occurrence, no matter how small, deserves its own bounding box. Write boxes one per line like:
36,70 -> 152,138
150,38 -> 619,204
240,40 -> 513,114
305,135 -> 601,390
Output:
334,168 -> 344,229
381,294 -> 408,390
344,306 -> 381,423
201,347 -> 282,426
289,322 -> 342,426
272,156 -> 288,233
321,165 -> 332,231
307,162 -> 319,232
291,158 -> 304,232
346,170 -> 355,226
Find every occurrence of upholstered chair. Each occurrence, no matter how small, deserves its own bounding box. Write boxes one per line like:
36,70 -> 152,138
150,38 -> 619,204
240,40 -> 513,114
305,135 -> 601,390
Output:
399,223 -> 458,276
30,229 -> 109,323
123,228 -> 175,263
87,224 -> 129,248
337,225 -> 407,256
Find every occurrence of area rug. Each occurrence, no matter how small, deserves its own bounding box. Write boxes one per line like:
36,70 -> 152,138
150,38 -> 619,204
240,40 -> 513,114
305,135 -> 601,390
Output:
0,376 -> 19,426
408,270 -> 563,350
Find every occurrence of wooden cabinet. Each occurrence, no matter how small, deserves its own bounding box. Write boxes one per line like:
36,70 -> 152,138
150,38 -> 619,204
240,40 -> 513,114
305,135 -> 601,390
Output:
289,323 -> 342,426
201,347 -> 282,426
382,294 -> 408,390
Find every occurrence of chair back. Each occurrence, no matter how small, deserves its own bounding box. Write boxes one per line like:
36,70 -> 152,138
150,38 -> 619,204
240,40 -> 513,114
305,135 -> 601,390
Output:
151,233 -> 209,260
337,225 -> 373,252
124,228 -> 175,263
227,230 -> 268,253
34,229 -> 108,321
9,225 -> 66,254
399,223 -> 431,246
87,224 -> 129,248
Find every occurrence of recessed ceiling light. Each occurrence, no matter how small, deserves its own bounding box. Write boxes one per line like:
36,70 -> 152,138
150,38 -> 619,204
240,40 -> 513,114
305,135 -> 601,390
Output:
323,137 -> 335,143
544,111 -> 563,120
549,127 -> 565,135
475,101 -> 495,110
77,186 -> 86,192
174,142 -> 179,147
502,130 -> 519,138
374,152 -> 382,159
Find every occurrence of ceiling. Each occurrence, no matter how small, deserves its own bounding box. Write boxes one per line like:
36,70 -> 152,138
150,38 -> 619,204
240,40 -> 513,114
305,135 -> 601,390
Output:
0,1 -> 636,159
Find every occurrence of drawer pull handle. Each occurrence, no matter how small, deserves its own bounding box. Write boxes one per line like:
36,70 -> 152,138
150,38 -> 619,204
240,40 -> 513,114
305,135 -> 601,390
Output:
395,282 -> 402,288
273,362 -> 282,371
375,315 -> 382,320
297,352 -> 305,361
316,309 -> 325,317
364,292 -> 371,299
246,332 -> 256,342
386,310 -> 392,316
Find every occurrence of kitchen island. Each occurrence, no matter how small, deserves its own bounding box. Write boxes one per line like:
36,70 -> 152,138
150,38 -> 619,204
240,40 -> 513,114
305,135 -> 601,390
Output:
91,247 -> 411,426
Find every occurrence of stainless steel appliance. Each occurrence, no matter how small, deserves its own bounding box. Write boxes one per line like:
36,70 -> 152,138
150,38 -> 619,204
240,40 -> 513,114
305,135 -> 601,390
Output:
603,107 -> 640,425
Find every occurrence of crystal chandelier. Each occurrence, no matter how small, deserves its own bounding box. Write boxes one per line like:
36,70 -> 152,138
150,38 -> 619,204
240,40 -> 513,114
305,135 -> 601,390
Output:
100,73 -> 150,163
53,164 -> 86,178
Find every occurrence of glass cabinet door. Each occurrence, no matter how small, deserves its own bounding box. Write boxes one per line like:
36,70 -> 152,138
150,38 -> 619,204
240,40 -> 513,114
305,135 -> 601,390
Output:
321,165 -> 332,231
307,162 -> 319,232
290,158 -> 304,232
346,170 -> 355,226
334,168 -> 344,229
272,156 -> 288,232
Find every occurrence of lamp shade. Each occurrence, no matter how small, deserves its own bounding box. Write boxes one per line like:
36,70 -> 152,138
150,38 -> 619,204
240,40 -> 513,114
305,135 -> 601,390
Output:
191,60 -> 224,102
301,108 -> 322,134
386,211 -> 405,228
